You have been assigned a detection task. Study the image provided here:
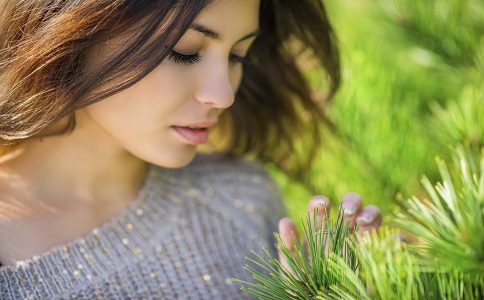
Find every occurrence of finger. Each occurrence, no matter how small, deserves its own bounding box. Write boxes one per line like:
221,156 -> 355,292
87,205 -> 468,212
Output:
307,195 -> 330,230
278,217 -> 300,273
356,205 -> 382,236
340,192 -> 364,231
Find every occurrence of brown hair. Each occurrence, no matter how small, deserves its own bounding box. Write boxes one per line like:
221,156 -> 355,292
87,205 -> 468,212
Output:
0,0 -> 339,180
228,0 -> 340,180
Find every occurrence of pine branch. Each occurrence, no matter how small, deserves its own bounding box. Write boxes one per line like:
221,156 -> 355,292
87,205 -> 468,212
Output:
237,147 -> 484,299
393,146 -> 484,276
235,207 -> 359,299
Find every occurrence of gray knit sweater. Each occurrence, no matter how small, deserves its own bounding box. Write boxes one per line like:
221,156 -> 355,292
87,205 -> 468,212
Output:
0,154 -> 285,299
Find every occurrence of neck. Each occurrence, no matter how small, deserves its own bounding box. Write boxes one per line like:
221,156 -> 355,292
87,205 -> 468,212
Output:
0,126 -> 147,208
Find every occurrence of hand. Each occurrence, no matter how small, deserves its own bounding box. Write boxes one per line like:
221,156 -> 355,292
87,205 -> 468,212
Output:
278,192 -> 382,272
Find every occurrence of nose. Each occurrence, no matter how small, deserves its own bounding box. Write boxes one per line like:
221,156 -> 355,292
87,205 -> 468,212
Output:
194,65 -> 235,109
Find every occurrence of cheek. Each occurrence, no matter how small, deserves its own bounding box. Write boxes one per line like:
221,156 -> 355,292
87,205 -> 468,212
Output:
95,66 -> 186,120
82,95 -> 136,136
82,85 -> 157,137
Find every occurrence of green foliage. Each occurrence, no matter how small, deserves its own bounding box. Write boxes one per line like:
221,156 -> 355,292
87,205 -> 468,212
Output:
255,0 -> 484,298
430,85 -> 484,154
239,148 -> 484,299
272,0 -> 484,223
393,146 -> 484,276
380,0 -> 484,65
321,228 -> 483,299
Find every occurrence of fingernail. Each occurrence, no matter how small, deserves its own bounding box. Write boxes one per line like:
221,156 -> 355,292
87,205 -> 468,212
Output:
312,196 -> 328,207
341,201 -> 356,216
356,212 -> 374,224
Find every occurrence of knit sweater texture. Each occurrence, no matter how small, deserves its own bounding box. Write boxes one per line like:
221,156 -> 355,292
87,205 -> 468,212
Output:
0,154 -> 285,299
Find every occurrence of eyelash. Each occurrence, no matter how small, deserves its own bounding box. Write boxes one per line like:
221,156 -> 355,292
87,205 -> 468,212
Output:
230,54 -> 252,66
168,51 -> 201,65
168,51 -> 251,66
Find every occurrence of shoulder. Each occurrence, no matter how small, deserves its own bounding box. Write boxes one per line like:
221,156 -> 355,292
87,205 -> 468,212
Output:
151,152 -> 276,189
146,153 -> 286,256
189,153 -> 274,184
149,152 -> 286,226
187,153 -> 281,203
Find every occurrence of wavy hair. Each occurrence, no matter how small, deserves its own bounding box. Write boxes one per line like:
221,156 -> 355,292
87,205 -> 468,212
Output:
0,0 -> 340,180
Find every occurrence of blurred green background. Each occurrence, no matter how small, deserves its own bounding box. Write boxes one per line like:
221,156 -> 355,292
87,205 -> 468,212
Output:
270,0 -> 484,226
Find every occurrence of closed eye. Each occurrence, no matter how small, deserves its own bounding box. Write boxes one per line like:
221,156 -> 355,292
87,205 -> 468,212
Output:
229,54 -> 251,66
168,51 -> 202,65
169,50 -> 251,66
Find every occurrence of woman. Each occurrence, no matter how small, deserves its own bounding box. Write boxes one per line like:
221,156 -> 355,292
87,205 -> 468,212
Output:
0,0 -> 382,298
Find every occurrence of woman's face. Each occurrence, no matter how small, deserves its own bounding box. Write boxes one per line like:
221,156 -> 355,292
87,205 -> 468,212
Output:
79,0 -> 260,168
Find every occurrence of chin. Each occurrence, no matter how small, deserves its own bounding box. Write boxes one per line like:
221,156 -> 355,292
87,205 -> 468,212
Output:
150,149 -> 197,169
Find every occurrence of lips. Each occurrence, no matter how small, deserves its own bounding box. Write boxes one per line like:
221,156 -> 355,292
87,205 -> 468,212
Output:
171,121 -> 217,145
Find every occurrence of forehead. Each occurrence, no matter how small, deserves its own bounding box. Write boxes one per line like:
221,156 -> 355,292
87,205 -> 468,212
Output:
194,0 -> 261,38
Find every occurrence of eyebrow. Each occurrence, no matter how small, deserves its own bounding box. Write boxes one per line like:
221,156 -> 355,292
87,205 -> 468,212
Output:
189,23 -> 261,42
